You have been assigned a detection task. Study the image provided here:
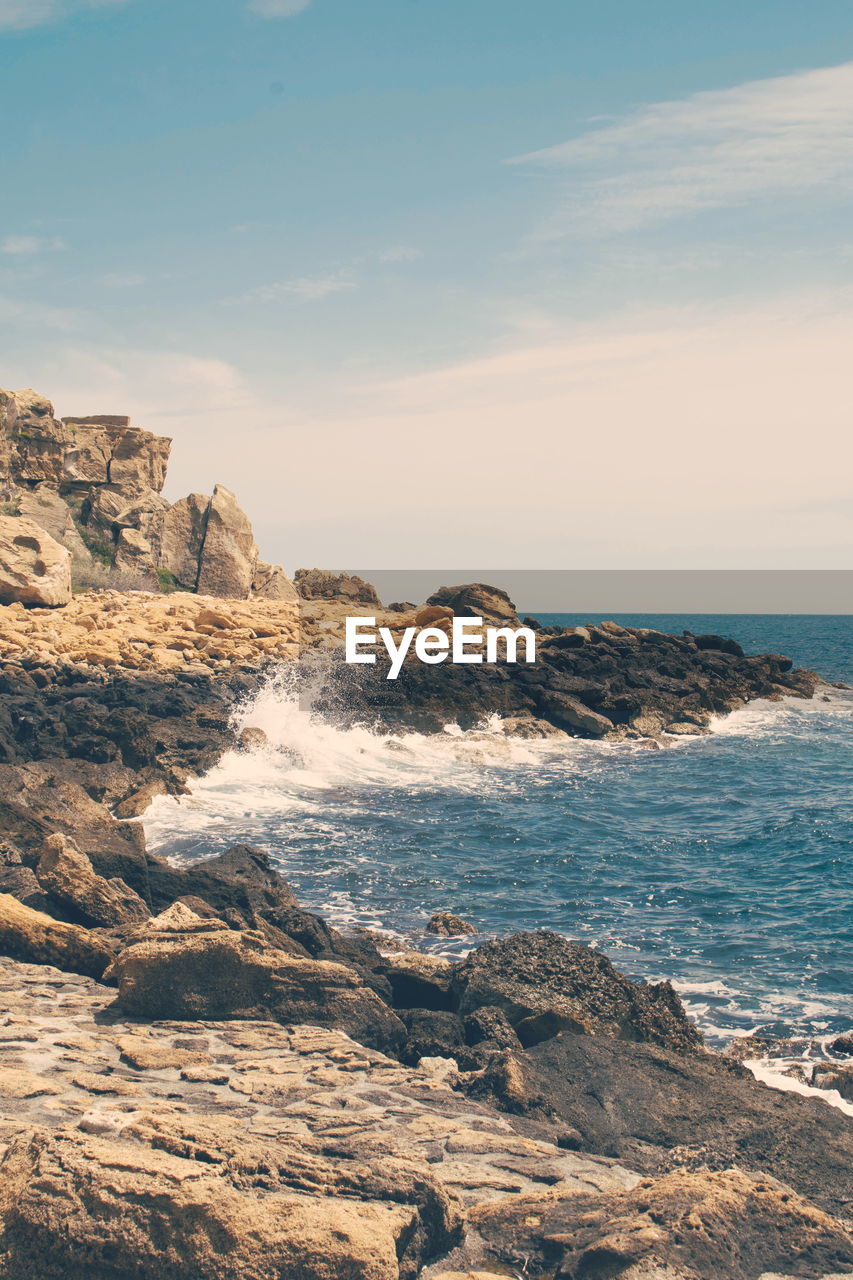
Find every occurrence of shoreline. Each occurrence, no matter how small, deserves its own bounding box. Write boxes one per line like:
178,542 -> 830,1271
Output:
0,591 -> 851,1277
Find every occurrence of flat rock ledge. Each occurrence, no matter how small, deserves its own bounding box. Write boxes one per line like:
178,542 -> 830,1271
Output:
0,959 -> 851,1280
0,957 -> 636,1280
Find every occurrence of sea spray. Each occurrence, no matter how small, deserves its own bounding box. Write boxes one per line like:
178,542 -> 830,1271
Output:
144,628 -> 852,1067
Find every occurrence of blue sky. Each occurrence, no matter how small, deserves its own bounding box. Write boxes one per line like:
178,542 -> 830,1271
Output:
2,0 -> 852,570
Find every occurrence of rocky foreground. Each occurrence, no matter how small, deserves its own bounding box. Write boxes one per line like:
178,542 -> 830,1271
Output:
0,484 -> 849,1273
0,583 -> 850,1276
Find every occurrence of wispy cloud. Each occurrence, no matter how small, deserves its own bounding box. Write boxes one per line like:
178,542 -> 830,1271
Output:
0,294 -> 83,331
2,235 -> 66,255
238,271 -> 357,303
511,62 -> 853,236
0,0 -> 128,31
247,0 -> 311,18
377,246 -> 422,264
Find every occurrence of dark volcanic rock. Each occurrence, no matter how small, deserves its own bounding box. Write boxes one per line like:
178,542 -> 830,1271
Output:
426,911 -> 477,937
471,1166 -> 853,1280
478,1033 -> 853,1218
399,1008 -> 467,1066
317,614 -> 820,739
451,931 -> 703,1055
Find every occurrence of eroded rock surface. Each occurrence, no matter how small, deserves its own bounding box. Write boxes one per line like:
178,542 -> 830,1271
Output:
0,516 -> 71,607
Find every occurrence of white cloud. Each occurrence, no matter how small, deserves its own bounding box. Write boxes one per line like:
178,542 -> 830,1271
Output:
512,61 -> 853,235
248,0 -> 311,17
0,0 -> 127,30
238,272 -> 357,303
1,235 -> 65,255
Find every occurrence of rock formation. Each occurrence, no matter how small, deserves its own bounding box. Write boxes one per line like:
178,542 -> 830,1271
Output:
0,386 -> 294,602
0,516 -> 71,607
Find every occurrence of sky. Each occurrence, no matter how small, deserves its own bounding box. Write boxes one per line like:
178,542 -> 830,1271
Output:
2,0 -> 852,573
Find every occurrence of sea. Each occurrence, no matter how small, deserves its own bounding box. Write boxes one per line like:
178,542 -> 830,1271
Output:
144,614 -> 852,1104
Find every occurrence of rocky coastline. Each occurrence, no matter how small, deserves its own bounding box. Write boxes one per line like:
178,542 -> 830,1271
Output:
0,389 -> 851,1278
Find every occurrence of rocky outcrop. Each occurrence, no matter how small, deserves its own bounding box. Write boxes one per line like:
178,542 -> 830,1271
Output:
36,833 -> 149,928
468,1031 -> 853,1219
328,616 -> 822,739
295,568 -> 381,606
0,893 -> 111,977
426,583 -> 520,626
107,906 -> 407,1054
194,483 -> 259,598
0,387 -> 295,601
451,932 -> 702,1054
470,1167 -> 853,1279
13,489 -> 91,564
427,912 -> 478,937
0,516 -> 71,607
0,1121 -> 460,1280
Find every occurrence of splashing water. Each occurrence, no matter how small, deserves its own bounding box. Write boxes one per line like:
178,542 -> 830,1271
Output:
145,617 -> 853,1074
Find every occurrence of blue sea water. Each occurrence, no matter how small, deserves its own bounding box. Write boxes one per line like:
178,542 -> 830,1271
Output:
145,615 -> 852,1048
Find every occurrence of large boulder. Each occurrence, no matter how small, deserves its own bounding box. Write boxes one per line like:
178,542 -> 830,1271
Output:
195,484 -> 259,599
0,893 -> 111,978
252,559 -> 298,602
476,1032 -> 853,1217
295,568 -> 381,606
36,833 -> 149,928
425,583 -> 519,626
108,907 -> 406,1054
0,389 -> 69,489
451,931 -> 702,1054
0,516 -> 71,607
13,489 -> 91,565
61,417 -> 171,493
0,1115 -> 461,1280
470,1167 -> 853,1280
158,491 -> 209,589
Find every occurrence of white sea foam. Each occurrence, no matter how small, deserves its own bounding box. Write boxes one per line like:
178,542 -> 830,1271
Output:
746,1058 -> 853,1117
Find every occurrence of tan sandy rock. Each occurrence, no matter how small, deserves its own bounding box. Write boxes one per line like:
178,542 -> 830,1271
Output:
0,1069 -> 62,1099
0,893 -> 111,979
37,833 -> 149,928
108,910 -> 406,1054
0,516 -> 71,607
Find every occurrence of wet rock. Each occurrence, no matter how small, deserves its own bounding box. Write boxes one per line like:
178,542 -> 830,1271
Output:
470,1168 -> 853,1280
486,1033 -> 853,1217
451,932 -> 702,1055
811,1064 -> 853,1102
36,833 -> 149,928
427,912 -> 478,937
0,516 -> 71,607
0,892 -> 112,978
108,909 -> 406,1054
694,633 -> 746,658
532,690 -> 614,738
